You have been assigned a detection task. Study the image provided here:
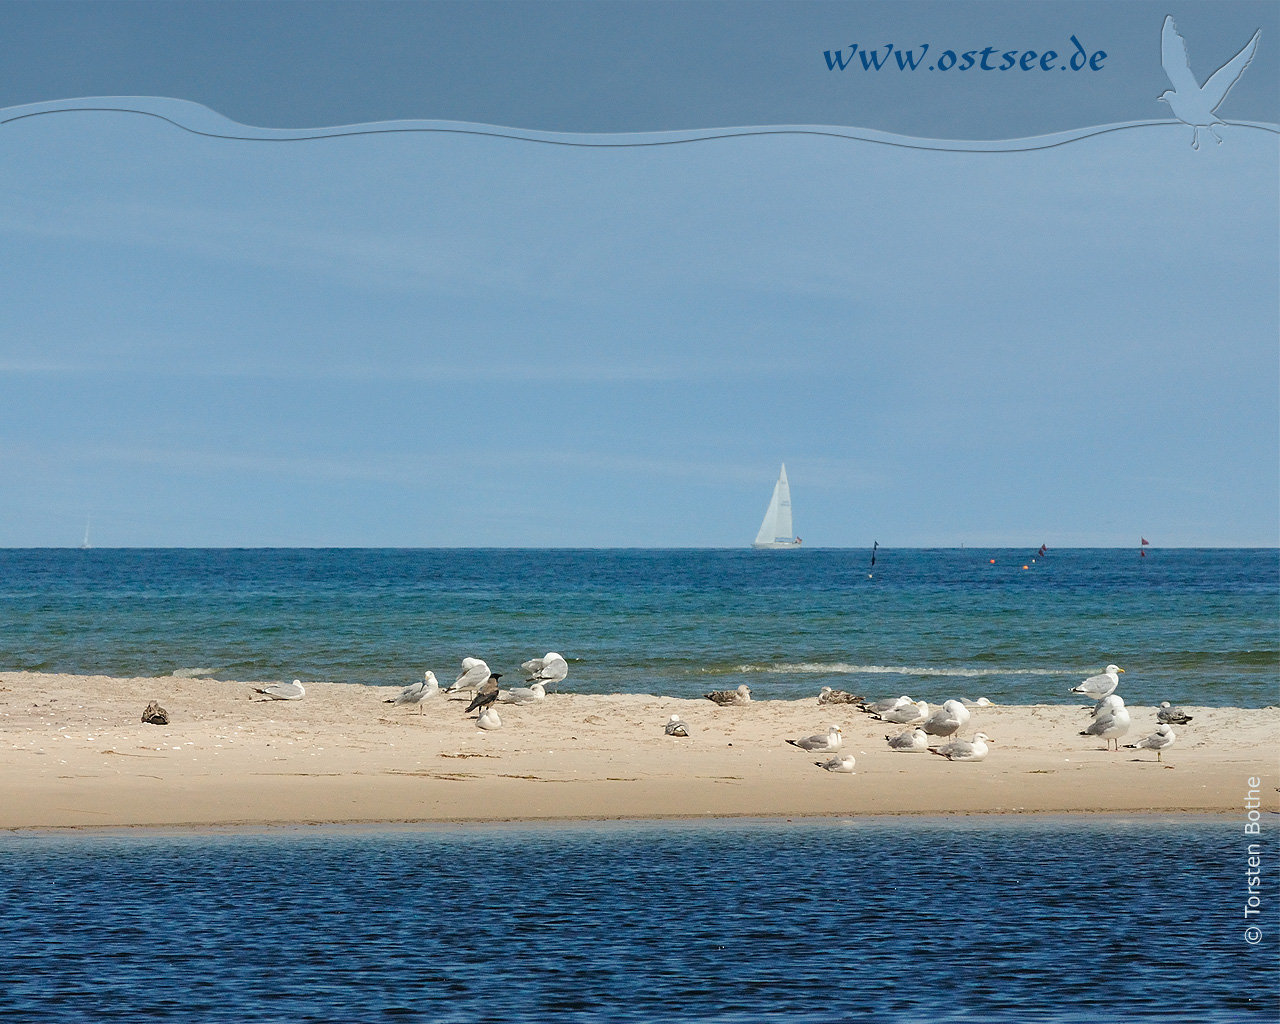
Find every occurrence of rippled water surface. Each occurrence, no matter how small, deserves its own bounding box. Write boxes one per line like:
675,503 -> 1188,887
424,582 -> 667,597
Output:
1,818 -> 1274,1022
0,548 -> 1275,703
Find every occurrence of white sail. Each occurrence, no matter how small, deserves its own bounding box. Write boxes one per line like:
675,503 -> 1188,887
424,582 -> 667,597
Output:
752,464 -> 798,549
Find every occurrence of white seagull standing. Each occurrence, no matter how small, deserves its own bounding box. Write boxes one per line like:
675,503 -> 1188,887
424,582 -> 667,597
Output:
252,679 -> 306,701
385,671 -> 439,713
1071,665 -> 1124,702
786,725 -> 843,753
1125,723 -> 1177,762
1159,15 -> 1261,150
1080,695 -> 1132,751
522,652 -> 569,692
446,658 -> 491,695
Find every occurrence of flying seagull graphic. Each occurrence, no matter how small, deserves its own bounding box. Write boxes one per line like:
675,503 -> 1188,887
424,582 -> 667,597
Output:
1159,15 -> 1261,149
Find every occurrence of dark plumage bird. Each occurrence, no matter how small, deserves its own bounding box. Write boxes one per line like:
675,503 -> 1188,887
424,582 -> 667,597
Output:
817,686 -> 863,705
1157,701 -> 1194,725
465,673 -> 503,714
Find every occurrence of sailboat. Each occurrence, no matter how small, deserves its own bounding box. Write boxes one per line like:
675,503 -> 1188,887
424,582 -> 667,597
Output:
80,515 -> 92,550
752,464 -> 802,549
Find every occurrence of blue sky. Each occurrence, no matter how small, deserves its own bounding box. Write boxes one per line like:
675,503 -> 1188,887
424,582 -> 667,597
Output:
0,2 -> 1276,547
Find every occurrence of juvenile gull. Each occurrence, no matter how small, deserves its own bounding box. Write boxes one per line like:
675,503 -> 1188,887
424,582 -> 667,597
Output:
922,699 -> 971,740
817,686 -> 863,705
786,725 -> 843,753
885,727 -> 929,752
1080,695 -> 1131,750
522,652 -> 569,692
465,673 -> 504,714
1071,665 -> 1124,701
252,679 -> 305,701
705,684 -> 751,706
476,707 -> 502,731
665,714 -> 690,737
497,682 -> 546,705
875,699 -> 929,725
1125,723 -> 1177,762
816,754 -> 856,773
447,658 -> 492,695
384,671 -> 439,713
1157,702 -> 1194,725
929,732 -> 992,762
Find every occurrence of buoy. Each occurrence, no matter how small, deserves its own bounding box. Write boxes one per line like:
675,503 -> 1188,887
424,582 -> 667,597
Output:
989,559 -> 996,564
1022,565 -> 1029,570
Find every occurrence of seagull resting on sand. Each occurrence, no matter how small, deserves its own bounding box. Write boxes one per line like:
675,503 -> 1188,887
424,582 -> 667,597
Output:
665,714 -> 690,737
252,679 -> 305,701
787,725 -> 843,753
705,684 -> 751,706
856,695 -> 912,716
875,699 -> 929,725
1159,15 -> 1260,150
522,652 -> 569,692
1080,695 -> 1131,750
1071,665 -> 1124,701
929,732 -> 992,762
1157,702 -> 1194,725
816,754 -> 856,773
476,707 -> 502,731
497,681 -> 545,705
385,671 -> 439,713
885,728 -> 929,752
1125,723 -> 1177,762
817,686 -> 862,705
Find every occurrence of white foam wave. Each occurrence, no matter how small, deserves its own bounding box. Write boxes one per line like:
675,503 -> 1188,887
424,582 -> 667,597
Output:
737,663 -> 1065,678
170,667 -> 216,678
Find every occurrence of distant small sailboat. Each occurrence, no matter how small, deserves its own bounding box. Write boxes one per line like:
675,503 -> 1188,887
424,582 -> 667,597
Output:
80,515 -> 91,550
752,464 -> 801,549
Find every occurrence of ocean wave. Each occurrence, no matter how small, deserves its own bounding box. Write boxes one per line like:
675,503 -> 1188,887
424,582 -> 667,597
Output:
730,663 -> 1067,677
170,667 -> 216,678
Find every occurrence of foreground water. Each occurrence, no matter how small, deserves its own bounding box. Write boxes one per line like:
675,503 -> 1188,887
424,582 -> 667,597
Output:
1,817 -> 1274,1022
0,548 -> 1275,704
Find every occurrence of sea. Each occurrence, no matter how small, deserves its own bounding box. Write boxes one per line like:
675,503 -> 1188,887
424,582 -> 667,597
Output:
1,548 -> 1277,1022
0,547 -> 1275,705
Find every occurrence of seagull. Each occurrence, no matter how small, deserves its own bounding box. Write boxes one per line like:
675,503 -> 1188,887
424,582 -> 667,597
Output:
960,697 -> 996,708
929,732 -> 992,762
476,707 -> 502,731
465,673 -> 504,714
856,695 -> 912,715
1157,702 -> 1194,725
1159,15 -> 1261,150
816,754 -> 856,773
252,679 -> 305,701
522,652 -> 569,692
921,699 -> 971,740
665,714 -> 690,737
875,699 -> 929,725
885,727 -> 929,752
786,725 -> 843,753
818,686 -> 863,705
1124,723 -> 1177,762
384,671 -> 439,713
497,681 -> 545,705
1071,665 -> 1124,701
1080,695 -> 1131,750
446,658 -> 491,695
704,684 -> 751,706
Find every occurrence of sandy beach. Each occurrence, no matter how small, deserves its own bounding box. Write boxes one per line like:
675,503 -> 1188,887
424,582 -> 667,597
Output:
2,671 -> 1276,829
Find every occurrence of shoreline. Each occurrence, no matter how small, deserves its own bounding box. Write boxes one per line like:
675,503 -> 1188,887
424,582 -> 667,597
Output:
3,671 -> 1276,830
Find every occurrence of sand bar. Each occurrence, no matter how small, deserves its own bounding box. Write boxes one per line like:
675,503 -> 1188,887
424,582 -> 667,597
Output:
2,672 -> 1276,829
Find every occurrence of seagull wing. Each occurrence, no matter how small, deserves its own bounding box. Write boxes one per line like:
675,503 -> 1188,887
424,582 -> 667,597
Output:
1161,16 -> 1200,94
1202,28 -> 1261,112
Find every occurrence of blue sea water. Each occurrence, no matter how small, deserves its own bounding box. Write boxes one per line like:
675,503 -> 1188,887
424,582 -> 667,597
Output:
0,548 -> 1276,705
0,817 -> 1275,1023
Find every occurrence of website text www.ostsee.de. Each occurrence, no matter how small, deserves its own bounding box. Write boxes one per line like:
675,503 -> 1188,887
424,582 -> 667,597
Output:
824,35 -> 1106,73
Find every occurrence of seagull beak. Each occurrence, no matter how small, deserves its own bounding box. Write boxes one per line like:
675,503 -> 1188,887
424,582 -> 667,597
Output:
1117,669 -> 1125,673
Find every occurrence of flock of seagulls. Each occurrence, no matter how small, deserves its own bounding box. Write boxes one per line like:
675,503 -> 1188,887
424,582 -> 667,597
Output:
251,657 -> 1191,769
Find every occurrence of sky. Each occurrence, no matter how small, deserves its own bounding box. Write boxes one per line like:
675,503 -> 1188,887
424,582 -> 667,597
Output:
0,2 -> 1276,547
